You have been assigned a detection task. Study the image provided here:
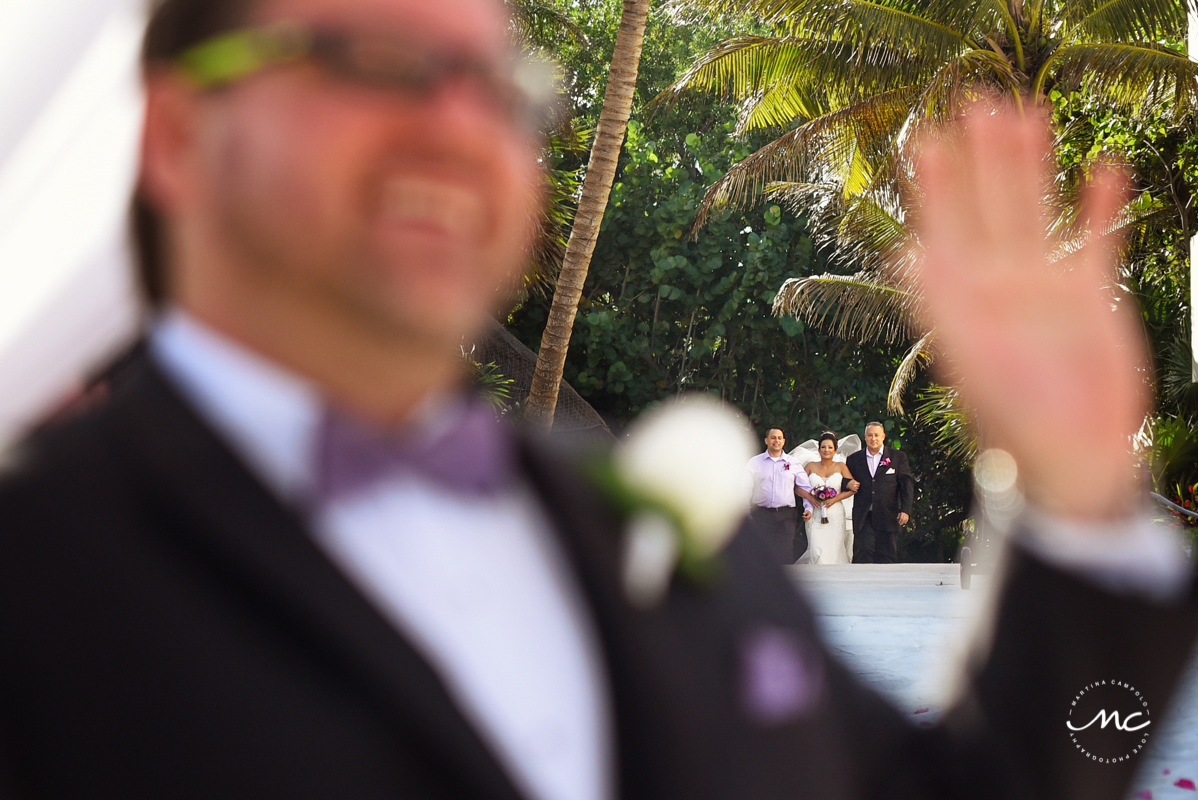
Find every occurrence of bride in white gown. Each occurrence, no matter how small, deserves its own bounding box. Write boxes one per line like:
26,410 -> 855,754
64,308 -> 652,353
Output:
794,432 -> 857,564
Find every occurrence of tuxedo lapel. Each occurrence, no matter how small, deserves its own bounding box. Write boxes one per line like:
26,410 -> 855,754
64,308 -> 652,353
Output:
109,360 -> 524,800
517,436 -> 731,800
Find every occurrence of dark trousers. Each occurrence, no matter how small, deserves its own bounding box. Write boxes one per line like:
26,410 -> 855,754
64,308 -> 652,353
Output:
749,505 -> 799,565
853,515 -> 897,564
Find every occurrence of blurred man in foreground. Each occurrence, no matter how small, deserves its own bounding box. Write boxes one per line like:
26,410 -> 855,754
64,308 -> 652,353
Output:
0,0 -> 1193,797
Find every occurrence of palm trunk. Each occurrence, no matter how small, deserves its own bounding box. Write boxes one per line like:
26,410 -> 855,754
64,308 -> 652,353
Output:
524,0 -> 651,429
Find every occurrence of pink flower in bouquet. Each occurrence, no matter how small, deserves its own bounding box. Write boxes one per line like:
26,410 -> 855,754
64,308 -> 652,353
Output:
812,486 -> 838,523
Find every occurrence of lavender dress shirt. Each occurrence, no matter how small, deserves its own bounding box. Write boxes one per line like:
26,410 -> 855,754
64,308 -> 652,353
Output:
747,452 -> 814,513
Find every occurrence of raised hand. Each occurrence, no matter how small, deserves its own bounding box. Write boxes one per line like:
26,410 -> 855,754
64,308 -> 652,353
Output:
912,105 -> 1149,520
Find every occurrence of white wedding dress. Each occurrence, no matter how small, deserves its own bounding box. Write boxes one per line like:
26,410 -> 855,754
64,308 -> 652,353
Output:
791,436 -> 859,564
802,472 -> 850,564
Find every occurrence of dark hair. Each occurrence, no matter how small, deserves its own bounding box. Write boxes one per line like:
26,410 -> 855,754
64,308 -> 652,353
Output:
132,0 -> 258,306
818,431 -> 838,449
865,421 -> 885,433
765,426 -> 785,439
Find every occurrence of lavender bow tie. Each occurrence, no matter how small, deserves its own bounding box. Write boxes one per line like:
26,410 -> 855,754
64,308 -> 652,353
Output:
312,399 -> 515,506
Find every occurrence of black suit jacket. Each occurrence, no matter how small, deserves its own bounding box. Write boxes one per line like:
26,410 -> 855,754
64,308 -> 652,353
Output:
0,357 -> 1194,799
846,446 -> 915,534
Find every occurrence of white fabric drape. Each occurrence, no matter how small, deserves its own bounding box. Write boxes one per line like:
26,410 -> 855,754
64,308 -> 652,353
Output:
0,0 -> 145,447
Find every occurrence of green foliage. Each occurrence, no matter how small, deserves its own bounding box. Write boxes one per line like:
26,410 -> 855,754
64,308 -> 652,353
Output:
1051,94 -> 1198,517
509,0 -> 981,557
661,0 -> 1198,467
1149,416 -> 1198,529
515,114 -> 905,437
463,350 -> 516,413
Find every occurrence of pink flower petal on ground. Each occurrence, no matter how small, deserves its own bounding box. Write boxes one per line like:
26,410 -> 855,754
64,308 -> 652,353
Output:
913,708 -> 929,714
1132,790 -> 1152,799
1164,770 -> 1171,775
1175,778 -> 1196,791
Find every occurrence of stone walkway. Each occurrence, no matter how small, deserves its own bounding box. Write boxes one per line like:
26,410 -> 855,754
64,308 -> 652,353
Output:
789,564 -> 1198,800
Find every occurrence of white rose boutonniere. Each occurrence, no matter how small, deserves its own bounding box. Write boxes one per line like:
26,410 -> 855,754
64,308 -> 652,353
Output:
594,395 -> 756,608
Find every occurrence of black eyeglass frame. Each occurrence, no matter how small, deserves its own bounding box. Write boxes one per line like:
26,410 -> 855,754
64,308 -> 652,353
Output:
176,20 -> 565,135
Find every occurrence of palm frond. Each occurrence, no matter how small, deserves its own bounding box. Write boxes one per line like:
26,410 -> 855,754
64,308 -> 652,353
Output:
913,384 -> 978,461
802,0 -> 980,65
664,0 -> 789,18
838,190 -> 908,263
767,175 -> 909,272
1049,188 -> 1168,260
507,0 -> 589,49
691,86 -> 919,229
972,0 -> 1024,68
888,330 -> 936,412
1048,42 -> 1198,118
653,36 -> 823,104
783,170 -> 907,254
1062,0 -> 1186,42
1120,192 -> 1179,254
649,36 -> 840,129
671,0 -> 979,60
525,124 -> 591,296
1160,337 -> 1198,411
735,83 -> 825,132
911,48 -> 1018,122
650,34 -> 932,129
772,272 -> 921,345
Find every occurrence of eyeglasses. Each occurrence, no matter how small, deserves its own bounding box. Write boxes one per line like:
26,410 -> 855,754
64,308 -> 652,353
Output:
176,21 -> 565,135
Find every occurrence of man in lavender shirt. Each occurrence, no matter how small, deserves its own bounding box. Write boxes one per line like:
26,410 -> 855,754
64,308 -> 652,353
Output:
746,427 -> 815,563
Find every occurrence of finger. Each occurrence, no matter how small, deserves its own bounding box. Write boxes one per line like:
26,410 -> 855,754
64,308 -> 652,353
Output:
912,131 -> 974,291
1074,164 -> 1129,286
962,105 -> 1054,275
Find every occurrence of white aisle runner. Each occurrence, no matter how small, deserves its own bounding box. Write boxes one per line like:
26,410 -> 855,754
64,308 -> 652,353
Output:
792,563 -> 1198,800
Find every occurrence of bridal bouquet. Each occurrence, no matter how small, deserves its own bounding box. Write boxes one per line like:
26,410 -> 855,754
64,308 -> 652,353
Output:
812,486 -> 838,523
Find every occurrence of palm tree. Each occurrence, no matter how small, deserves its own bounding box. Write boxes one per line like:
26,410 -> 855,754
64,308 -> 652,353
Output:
507,1 -> 590,298
658,0 -> 1198,442
525,0 -> 654,429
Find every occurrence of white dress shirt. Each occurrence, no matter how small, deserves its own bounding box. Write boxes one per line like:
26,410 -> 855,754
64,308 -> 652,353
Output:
151,311 -> 614,800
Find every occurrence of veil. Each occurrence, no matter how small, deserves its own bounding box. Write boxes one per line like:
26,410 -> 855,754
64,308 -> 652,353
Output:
789,433 -> 861,466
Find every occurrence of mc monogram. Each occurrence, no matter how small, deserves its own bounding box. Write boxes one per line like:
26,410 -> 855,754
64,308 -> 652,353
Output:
1067,681 -> 1153,764
1066,708 -> 1151,733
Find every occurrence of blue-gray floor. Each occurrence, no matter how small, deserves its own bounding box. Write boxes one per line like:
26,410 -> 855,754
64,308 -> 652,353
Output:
790,564 -> 1198,800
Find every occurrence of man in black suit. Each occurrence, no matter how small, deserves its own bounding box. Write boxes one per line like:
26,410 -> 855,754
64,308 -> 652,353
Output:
0,1 -> 1194,798
846,422 -> 915,563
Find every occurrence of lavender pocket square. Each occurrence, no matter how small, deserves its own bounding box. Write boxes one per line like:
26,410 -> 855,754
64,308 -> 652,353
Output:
739,625 -> 823,725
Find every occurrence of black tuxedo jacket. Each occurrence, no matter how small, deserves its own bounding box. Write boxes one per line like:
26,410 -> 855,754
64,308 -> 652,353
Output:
846,446 -> 915,534
0,357 -> 1194,799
